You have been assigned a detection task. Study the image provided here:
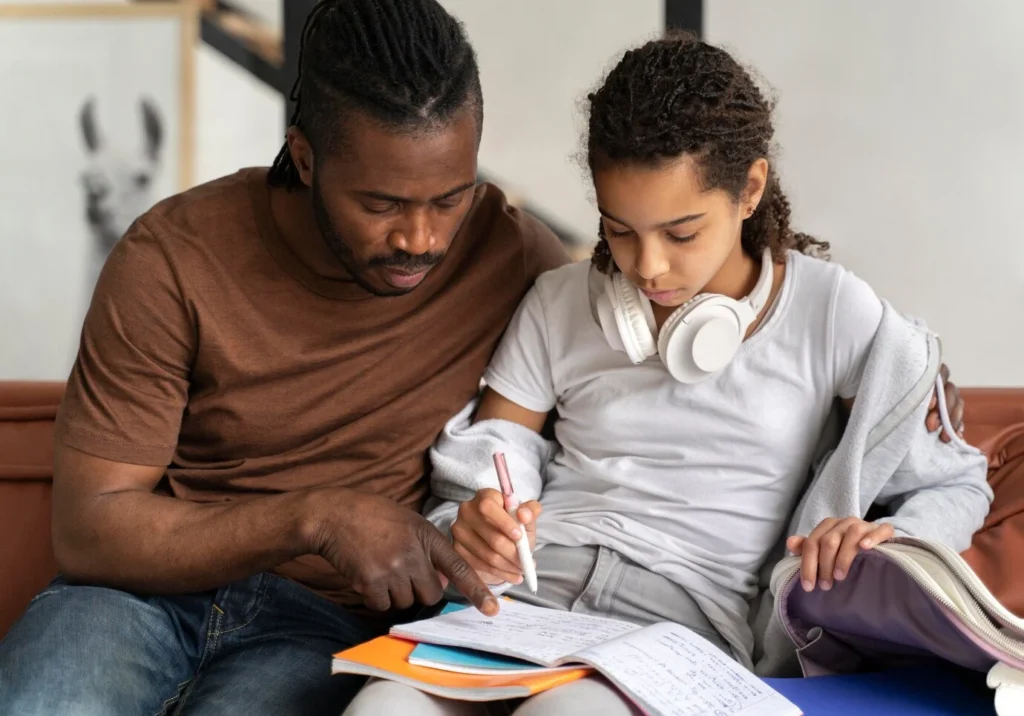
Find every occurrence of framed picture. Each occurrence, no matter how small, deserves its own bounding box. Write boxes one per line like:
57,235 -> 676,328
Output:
0,2 -> 197,380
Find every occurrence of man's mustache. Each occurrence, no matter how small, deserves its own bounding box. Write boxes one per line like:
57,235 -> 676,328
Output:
369,251 -> 445,271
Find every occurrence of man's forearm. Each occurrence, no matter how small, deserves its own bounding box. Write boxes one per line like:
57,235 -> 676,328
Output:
54,488 -> 323,594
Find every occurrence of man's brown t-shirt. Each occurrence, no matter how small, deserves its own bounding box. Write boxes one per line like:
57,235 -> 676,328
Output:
55,168 -> 570,603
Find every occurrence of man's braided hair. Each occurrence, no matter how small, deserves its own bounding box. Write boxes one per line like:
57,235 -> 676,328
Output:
586,32 -> 830,273
268,0 -> 482,190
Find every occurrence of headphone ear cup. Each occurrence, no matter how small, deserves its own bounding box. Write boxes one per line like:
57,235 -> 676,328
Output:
654,248 -> 773,383
610,273 -> 657,364
657,296 -> 744,383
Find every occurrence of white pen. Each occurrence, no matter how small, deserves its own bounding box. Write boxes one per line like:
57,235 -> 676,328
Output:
492,451 -> 538,594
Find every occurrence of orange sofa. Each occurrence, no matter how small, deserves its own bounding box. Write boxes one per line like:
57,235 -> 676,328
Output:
2,382 -> 1023,639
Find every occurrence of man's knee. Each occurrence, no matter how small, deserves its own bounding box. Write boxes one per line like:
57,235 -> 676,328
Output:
0,579 -> 198,715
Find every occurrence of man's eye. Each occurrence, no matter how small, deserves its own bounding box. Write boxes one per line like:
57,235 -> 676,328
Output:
364,203 -> 397,214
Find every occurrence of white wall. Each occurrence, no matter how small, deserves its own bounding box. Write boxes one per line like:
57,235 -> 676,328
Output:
0,35 -> 282,381
439,0 -> 663,243
8,0 -> 1020,387
706,0 -> 1024,386
193,42 -> 284,185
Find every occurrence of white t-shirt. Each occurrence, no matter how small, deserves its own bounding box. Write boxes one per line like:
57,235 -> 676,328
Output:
482,250 -> 883,655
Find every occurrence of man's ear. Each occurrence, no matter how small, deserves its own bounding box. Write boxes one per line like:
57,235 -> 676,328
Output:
743,157 -> 770,214
286,127 -> 315,187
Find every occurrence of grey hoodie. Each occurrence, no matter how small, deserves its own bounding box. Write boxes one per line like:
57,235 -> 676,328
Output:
751,300 -> 992,675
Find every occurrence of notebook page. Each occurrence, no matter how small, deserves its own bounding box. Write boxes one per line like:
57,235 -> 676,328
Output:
576,622 -> 801,716
390,599 -> 642,666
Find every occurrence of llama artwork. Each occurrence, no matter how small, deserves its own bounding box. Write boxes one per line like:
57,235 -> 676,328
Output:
78,96 -> 165,290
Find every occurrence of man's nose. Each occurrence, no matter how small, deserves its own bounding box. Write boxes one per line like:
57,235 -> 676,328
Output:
390,208 -> 435,255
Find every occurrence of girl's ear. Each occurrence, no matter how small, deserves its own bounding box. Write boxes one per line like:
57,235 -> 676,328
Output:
743,158 -> 770,215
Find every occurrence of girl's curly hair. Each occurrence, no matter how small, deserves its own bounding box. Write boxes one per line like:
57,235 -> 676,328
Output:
586,32 -> 830,273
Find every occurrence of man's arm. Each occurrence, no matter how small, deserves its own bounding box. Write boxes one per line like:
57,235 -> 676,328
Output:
53,446 -> 496,614
52,220 -> 495,615
53,447 -> 312,593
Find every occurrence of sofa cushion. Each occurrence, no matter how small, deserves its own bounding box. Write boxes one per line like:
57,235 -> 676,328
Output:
0,481 -> 56,638
963,422 -> 1024,616
962,388 -> 1024,456
0,382 -> 64,481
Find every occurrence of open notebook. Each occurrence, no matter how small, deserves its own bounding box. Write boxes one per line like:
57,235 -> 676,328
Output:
334,599 -> 801,715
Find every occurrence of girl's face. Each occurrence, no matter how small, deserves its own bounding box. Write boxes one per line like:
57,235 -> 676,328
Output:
593,156 -> 767,310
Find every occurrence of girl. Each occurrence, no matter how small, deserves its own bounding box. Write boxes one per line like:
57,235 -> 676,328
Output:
344,32 -> 989,716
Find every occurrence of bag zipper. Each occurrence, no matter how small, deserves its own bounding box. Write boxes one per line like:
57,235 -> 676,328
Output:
884,538 -> 1024,637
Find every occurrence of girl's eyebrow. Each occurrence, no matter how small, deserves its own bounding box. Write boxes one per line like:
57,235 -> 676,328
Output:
598,208 -> 707,230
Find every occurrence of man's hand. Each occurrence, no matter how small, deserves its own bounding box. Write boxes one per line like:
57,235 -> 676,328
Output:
306,490 -> 498,616
928,363 -> 965,442
786,517 -> 894,592
451,488 -> 541,586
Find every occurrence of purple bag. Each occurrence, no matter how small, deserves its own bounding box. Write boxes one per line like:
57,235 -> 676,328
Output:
772,536 -> 1024,711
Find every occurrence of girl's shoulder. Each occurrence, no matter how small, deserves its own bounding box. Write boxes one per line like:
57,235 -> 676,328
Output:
786,250 -> 882,317
524,258 -> 594,317
786,251 -> 884,396
533,256 -> 592,290
510,257 -> 593,332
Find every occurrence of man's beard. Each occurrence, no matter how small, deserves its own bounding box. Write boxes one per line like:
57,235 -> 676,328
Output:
310,177 -> 445,297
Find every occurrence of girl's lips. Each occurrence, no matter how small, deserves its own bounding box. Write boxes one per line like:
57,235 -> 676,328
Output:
639,287 -> 681,304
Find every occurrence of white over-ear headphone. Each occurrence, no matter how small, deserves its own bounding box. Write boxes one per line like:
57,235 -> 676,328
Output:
595,248 -> 774,383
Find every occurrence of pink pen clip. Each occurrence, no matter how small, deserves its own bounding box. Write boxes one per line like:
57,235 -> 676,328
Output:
492,451 -> 538,593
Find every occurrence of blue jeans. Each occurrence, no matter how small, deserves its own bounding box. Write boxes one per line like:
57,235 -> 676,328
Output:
0,572 -> 418,715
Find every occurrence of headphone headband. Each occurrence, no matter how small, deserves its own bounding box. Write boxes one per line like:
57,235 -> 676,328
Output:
746,248 -> 774,314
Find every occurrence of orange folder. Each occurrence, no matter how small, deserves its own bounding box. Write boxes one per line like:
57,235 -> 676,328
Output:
332,634 -> 593,701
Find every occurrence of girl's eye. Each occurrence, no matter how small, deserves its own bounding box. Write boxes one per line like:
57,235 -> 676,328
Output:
607,227 -> 634,238
667,232 -> 698,244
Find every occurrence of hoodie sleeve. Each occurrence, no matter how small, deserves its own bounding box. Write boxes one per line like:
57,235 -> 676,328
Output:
874,377 -> 993,552
422,397 -> 556,600
423,398 -> 555,536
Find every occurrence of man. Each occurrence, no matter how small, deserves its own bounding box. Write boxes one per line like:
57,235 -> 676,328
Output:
0,1 -> 966,714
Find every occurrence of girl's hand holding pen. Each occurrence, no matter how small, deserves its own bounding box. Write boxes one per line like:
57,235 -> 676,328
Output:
451,488 -> 541,587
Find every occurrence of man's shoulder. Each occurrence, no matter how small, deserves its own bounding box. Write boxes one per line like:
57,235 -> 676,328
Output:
465,183 -> 571,279
131,167 -> 262,251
